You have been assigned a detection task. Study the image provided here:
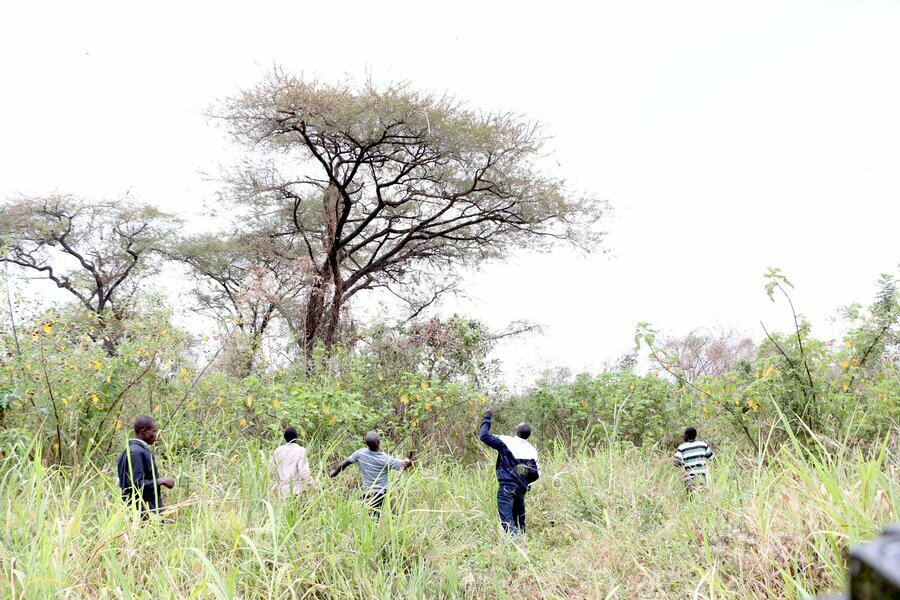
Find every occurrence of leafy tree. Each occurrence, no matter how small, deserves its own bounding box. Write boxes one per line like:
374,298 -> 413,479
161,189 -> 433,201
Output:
0,195 -> 177,353
657,328 -> 756,382
217,72 -> 607,356
170,232 -> 308,376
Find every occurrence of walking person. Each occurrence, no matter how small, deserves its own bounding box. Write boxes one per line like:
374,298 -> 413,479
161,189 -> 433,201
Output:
674,426 -> 714,494
272,426 -> 316,495
116,416 -> 175,518
329,431 -> 412,516
479,408 -> 540,534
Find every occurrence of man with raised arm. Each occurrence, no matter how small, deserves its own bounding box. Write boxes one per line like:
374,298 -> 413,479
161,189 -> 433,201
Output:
116,416 -> 175,518
479,408 -> 540,534
329,431 -> 412,515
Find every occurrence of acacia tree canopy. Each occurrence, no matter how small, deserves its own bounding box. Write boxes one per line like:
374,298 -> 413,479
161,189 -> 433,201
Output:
217,72 -> 608,354
0,195 -> 177,350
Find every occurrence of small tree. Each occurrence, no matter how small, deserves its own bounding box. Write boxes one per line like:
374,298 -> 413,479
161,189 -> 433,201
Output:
171,232 -> 309,376
217,72 -> 607,357
0,195 -> 176,353
659,328 -> 756,382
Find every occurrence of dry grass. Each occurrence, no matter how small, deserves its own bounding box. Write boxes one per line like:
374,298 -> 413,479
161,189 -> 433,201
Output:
0,429 -> 897,599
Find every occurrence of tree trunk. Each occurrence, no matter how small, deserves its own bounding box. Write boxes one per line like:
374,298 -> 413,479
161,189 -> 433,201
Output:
303,278 -> 327,359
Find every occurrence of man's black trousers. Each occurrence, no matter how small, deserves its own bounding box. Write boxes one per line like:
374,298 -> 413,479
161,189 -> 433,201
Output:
497,485 -> 526,534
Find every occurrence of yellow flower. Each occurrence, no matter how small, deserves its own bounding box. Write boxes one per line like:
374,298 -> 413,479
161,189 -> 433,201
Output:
114,419 -> 123,431
651,370 -> 659,378
217,397 -> 223,406
194,440 -> 201,448
167,360 -> 173,370
411,419 -> 418,427
154,404 -> 161,412
842,383 -> 850,392
763,365 -> 775,378
840,360 -> 850,370
844,339 -> 852,348
378,375 -> 384,381
307,403 -> 313,410
62,397 -> 69,406
239,417 -> 247,427
322,405 -> 330,414
425,402 -> 432,411
161,328 -> 169,337
272,399 -> 281,408
276,369 -> 283,377
400,394 -> 409,405
42,322 -> 52,334
434,395 -> 442,402
93,360 -> 102,371
246,396 -> 253,408
179,440 -> 184,447
421,382 -> 429,389
105,375 -> 111,383
181,367 -> 189,377
336,380 -> 343,387
479,395 -> 487,404
91,394 -> 100,404
329,414 -> 337,424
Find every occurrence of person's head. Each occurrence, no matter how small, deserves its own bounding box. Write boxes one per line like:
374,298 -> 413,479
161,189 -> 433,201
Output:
364,431 -> 380,451
684,427 -> 697,442
134,416 -> 158,445
283,426 -> 298,443
516,422 -> 531,440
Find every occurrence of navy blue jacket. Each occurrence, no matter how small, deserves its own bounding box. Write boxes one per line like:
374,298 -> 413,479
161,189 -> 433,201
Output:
117,439 -> 163,512
479,416 -> 540,492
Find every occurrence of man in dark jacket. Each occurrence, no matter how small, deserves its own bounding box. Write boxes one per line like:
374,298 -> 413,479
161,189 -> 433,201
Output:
479,408 -> 539,534
116,416 -> 175,517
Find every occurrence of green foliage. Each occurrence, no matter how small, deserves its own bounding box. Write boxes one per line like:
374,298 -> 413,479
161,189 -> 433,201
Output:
0,424 -> 895,598
516,371 -> 678,448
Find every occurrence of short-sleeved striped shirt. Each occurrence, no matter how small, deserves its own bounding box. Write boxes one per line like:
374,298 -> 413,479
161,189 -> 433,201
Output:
347,448 -> 405,492
674,440 -> 714,481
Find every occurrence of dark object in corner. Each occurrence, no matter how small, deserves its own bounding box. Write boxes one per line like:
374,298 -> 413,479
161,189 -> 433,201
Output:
820,524 -> 900,600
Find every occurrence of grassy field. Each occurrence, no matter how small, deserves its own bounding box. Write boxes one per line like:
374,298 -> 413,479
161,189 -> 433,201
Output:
0,430 -> 897,599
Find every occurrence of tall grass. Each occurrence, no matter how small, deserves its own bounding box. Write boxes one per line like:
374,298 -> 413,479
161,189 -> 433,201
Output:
0,428 -> 896,599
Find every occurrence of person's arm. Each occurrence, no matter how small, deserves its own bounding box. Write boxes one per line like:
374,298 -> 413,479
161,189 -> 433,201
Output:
298,448 -> 316,486
388,455 -> 412,471
330,451 -> 356,479
330,459 -> 352,478
705,442 -> 714,461
479,409 -> 504,450
673,448 -> 683,467
129,449 -> 174,492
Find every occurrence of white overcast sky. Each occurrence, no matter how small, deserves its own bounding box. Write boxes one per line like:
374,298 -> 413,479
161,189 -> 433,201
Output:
2,1 -> 898,384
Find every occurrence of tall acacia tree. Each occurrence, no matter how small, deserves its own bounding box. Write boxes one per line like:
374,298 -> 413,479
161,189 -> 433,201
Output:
0,195 -> 176,353
219,72 -> 607,356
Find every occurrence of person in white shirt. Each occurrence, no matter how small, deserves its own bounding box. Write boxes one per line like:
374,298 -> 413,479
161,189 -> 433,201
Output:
272,426 -> 316,495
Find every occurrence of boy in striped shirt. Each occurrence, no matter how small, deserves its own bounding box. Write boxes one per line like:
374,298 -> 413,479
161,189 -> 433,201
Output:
674,427 -> 714,491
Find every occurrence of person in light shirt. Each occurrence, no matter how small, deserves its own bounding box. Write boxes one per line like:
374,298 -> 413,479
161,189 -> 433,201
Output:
272,426 -> 316,495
